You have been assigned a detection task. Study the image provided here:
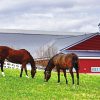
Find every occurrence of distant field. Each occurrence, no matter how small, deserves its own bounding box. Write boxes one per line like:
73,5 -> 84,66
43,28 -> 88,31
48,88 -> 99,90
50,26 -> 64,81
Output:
0,69 -> 100,100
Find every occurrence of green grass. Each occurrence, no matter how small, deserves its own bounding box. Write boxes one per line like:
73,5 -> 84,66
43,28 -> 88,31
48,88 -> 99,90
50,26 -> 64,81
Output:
0,69 -> 100,100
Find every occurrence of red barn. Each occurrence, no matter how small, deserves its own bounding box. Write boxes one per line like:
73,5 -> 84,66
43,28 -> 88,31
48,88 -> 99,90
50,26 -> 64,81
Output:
60,33 -> 100,73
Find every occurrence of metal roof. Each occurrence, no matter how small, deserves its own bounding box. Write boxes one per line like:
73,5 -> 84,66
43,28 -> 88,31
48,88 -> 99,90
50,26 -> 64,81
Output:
58,32 -> 100,52
0,29 -> 84,35
0,32 -> 71,58
0,29 -> 99,58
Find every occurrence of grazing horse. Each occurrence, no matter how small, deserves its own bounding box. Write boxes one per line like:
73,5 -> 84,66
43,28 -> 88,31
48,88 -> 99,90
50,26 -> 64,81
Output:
44,53 -> 79,85
0,46 -> 36,78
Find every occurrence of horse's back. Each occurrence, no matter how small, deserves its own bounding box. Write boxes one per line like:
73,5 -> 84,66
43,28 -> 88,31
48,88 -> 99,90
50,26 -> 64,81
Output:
0,46 -> 31,63
18,49 -> 31,57
9,49 -> 31,59
0,46 -> 10,51
51,53 -> 78,68
52,53 -> 66,66
0,46 -> 11,58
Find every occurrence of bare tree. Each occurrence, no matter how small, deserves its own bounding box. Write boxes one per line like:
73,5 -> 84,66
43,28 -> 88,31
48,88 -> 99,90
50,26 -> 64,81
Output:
35,43 -> 58,59
35,46 -> 45,58
44,43 -> 58,58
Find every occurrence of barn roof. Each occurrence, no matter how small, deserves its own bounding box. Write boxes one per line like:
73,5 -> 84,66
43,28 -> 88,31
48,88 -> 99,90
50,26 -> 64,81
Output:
0,29 -> 84,35
59,32 -> 100,52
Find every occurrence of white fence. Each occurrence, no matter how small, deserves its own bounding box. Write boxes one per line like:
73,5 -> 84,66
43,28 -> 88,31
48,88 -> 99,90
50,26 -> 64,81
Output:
4,61 -> 21,69
3,61 -> 31,70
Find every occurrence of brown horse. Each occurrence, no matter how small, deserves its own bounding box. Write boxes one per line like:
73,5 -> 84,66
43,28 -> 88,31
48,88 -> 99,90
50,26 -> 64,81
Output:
0,46 -> 36,78
44,53 -> 79,85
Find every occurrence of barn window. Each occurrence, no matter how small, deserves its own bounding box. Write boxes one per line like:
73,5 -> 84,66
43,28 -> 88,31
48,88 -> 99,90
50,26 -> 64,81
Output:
91,67 -> 100,72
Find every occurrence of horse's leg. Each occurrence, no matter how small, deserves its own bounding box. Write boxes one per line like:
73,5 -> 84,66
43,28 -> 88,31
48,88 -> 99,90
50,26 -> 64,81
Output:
63,69 -> 68,84
21,63 -> 29,78
1,60 -> 5,77
75,66 -> 79,85
20,68 -> 23,77
69,68 -> 74,84
20,63 -> 28,78
57,68 -> 60,83
25,67 -> 29,78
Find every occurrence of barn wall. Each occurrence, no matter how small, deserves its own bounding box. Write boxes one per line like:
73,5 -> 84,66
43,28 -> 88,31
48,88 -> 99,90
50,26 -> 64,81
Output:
68,35 -> 100,50
79,59 -> 100,73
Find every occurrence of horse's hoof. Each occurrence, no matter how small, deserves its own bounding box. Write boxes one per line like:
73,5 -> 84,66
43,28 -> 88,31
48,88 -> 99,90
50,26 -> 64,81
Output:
2,72 -> 5,77
44,79 -> 48,82
20,75 -> 22,78
26,75 -> 29,78
66,80 -> 68,84
31,75 -> 34,78
57,82 -> 60,85
57,81 -> 60,82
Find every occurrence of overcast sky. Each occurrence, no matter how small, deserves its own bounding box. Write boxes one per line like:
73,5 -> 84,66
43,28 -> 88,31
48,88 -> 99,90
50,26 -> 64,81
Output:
0,0 -> 100,33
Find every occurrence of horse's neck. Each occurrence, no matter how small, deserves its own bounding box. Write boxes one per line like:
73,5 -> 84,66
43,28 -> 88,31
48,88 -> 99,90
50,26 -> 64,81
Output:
46,66 -> 52,72
46,61 -> 54,72
30,58 -> 35,69
46,58 -> 55,71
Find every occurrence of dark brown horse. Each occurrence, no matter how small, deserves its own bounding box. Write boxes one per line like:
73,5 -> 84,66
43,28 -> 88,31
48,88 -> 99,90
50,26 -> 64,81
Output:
0,46 -> 36,78
44,53 -> 79,85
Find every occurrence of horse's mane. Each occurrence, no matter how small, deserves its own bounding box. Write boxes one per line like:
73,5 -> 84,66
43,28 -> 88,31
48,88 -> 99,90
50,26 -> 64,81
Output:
22,49 -> 35,62
25,50 -> 36,68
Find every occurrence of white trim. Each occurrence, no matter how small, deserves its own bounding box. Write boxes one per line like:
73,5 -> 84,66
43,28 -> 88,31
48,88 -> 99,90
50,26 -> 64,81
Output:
79,57 -> 100,59
35,56 -> 100,60
65,50 -> 100,52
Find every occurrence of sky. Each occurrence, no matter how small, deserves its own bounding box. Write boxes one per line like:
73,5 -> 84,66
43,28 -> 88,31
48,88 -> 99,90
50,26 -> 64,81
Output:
0,0 -> 100,33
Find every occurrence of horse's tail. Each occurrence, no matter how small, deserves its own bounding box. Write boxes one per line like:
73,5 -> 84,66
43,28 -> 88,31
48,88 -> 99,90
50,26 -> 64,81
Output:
74,61 -> 79,71
72,53 -> 79,70
72,54 -> 79,85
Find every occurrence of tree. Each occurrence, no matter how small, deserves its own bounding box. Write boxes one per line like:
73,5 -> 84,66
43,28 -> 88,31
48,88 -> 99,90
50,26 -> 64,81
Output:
35,43 -> 58,59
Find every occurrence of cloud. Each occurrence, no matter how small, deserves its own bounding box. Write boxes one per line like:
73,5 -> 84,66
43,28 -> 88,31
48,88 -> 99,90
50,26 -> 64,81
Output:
0,0 -> 100,33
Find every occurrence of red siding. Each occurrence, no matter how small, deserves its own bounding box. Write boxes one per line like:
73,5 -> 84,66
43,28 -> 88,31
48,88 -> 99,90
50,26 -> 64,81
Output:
68,35 -> 100,50
79,59 -> 100,73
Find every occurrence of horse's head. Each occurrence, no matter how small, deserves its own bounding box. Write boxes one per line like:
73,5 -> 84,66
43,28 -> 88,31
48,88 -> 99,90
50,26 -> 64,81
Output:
44,69 -> 51,82
31,67 -> 37,78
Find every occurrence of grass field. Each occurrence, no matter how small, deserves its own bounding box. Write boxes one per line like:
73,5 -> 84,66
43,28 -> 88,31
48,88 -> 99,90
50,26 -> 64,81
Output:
0,69 -> 100,100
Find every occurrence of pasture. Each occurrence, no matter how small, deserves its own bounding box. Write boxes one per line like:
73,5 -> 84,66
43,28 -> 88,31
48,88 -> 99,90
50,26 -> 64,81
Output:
0,69 -> 100,100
